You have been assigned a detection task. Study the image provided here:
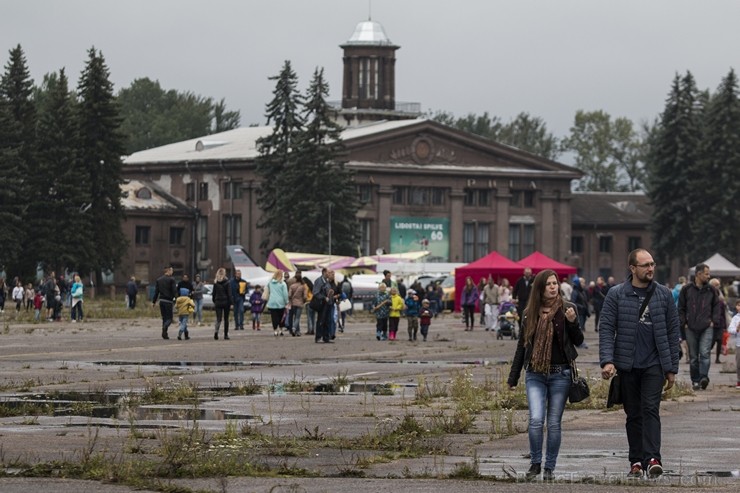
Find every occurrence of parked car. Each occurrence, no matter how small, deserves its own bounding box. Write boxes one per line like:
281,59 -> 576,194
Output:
202,284 -> 214,310
201,283 -> 252,311
440,274 -> 455,311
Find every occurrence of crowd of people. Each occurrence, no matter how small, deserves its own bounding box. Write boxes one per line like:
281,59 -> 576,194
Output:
0,271 -> 84,322
151,265 -> 354,344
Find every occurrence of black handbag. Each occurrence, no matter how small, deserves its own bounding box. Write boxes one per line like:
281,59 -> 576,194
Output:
607,373 -> 622,408
568,361 -> 590,403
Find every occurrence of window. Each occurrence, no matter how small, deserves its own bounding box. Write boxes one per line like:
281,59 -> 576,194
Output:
509,190 -> 521,207
409,187 -> 429,206
224,214 -> 241,246
431,188 -> 446,206
359,219 -> 371,256
599,235 -> 613,254
463,222 -> 490,262
169,227 -> 185,246
477,223 -> 489,258
392,186 -> 405,205
510,190 -> 535,208
571,236 -> 584,254
464,189 -> 491,207
135,187 -> 152,199
197,217 -> 208,260
523,190 -> 535,208
463,223 -> 475,262
357,185 -> 373,204
509,224 -> 535,261
186,183 -> 195,202
198,182 -> 208,201
627,236 -> 642,252
135,226 -> 150,246
478,190 -> 490,207
223,181 -> 242,200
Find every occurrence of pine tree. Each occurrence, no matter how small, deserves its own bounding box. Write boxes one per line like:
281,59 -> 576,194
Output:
646,72 -> 703,265
32,69 -> 95,273
292,67 -> 358,255
255,60 -> 305,252
76,48 -> 127,282
0,97 -> 25,272
691,69 -> 740,263
0,44 -> 35,277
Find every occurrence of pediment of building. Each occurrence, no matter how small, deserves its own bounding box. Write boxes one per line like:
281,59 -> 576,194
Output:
343,120 -> 578,176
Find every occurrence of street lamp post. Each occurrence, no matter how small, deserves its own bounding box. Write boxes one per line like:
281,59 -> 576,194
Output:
328,202 -> 332,258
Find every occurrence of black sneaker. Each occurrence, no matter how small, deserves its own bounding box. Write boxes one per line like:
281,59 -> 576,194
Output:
699,377 -> 709,390
214,332 -> 218,340
628,462 -> 643,479
647,458 -> 663,478
543,468 -> 554,481
526,463 -> 541,480
692,382 -> 700,391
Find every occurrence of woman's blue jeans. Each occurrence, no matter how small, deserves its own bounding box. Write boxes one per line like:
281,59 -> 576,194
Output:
525,368 -> 571,470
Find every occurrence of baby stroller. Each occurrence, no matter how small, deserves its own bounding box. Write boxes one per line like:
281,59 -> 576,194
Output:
497,301 -> 519,340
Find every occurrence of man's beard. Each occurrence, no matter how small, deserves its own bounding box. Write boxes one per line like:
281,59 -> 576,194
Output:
635,270 -> 653,283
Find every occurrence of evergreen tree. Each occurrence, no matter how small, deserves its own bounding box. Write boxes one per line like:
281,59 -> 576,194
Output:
691,69 -> 740,262
255,60 -> 305,252
76,48 -> 127,282
0,44 -> 36,155
292,67 -> 358,255
0,44 -> 35,277
0,96 -> 25,272
32,69 -> 95,273
646,72 -> 703,265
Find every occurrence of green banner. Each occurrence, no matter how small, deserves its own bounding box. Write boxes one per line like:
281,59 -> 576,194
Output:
390,216 -> 449,261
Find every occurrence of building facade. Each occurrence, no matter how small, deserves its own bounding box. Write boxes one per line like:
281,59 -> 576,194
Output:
116,18 -> 588,287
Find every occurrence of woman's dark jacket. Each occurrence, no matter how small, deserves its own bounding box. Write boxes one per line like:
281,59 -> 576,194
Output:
507,300 -> 584,387
212,279 -> 232,308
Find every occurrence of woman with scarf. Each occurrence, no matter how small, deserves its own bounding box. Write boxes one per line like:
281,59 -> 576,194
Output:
507,269 -> 583,481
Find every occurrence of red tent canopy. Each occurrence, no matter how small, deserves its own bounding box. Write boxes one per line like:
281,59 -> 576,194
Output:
517,251 -> 577,278
454,252 -> 524,311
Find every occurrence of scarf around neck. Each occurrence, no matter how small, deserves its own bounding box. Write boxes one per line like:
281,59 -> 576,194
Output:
529,295 -> 563,373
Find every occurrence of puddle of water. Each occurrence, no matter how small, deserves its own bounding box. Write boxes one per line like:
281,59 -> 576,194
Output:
93,360 -> 301,367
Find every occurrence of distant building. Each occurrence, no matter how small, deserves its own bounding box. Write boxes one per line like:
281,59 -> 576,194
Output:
569,192 -> 653,282
115,18 -> 649,289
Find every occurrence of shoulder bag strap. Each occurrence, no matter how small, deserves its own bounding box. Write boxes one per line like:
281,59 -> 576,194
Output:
639,282 -> 656,319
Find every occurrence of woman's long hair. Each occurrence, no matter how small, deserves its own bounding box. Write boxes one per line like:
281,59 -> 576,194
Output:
272,270 -> 284,282
523,269 -> 560,344
464,276 -> 474,293
215,268 -> 226,283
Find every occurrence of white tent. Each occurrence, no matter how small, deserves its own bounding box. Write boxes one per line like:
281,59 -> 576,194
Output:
689,253 -> 740,277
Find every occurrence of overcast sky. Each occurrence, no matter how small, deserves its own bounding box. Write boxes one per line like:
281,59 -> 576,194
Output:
4,1 -> 740,139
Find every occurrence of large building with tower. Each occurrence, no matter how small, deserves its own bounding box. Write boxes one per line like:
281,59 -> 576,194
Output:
118,19 -> 651,287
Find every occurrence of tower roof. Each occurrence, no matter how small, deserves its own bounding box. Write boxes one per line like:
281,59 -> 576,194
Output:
343,20 -> 397,47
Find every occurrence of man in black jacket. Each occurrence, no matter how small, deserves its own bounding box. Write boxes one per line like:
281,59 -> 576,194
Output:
152,266 -> 177,339
513,268 -> 533,330
678,263 -> 720,390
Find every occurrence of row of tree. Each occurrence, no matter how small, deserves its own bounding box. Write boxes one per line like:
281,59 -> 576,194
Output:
0,45 -> 241,281
431,71 -> 739,267
647,70 -> 740,267
0,45 -> 125,282
255,61 -> 358,256
430,109 -> 648,192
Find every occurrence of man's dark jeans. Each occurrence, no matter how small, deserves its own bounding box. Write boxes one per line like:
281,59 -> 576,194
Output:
159,301 -> 173,335
620,364 -> 664,467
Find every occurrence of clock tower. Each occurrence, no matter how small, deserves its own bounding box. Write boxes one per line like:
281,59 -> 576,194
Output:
337,19 -> 419,127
